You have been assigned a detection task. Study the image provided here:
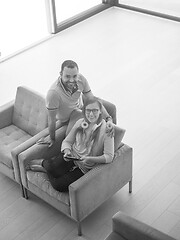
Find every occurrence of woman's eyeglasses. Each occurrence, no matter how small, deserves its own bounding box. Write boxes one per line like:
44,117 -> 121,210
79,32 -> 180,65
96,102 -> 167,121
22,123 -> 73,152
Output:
85,109 -> 99,114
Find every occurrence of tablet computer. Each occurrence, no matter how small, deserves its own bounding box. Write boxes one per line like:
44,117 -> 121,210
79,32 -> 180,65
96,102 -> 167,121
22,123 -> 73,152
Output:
64,155 -> 81,161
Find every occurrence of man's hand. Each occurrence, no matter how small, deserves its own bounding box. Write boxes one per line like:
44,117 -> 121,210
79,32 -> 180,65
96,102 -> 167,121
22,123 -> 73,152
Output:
36,137 -> 55,148
106,121 -> 114,137
48,138 -> 55,148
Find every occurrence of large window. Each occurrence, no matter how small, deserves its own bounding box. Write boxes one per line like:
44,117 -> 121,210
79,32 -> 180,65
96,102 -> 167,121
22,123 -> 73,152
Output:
0,0 -> 103,59
1,0 -> 179,59
0,0 -> 48,58
55,0 -> 101,23
46,0 -> 108,34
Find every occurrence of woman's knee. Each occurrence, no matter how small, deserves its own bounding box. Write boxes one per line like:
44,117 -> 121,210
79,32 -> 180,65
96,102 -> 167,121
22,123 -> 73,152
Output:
66,109 -> 82,135
42,159 -> 53,171
50,179 -> 68,192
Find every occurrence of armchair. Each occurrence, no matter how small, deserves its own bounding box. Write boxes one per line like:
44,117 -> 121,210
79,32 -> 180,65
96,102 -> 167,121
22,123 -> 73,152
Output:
0,86 -> 48,196
18,123 -> 133,236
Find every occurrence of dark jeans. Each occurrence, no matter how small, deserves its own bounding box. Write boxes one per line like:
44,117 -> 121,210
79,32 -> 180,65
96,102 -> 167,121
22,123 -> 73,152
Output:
42,152 -> 84,192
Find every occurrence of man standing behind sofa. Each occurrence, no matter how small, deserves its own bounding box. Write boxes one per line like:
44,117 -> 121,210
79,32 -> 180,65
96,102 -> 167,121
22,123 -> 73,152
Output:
45,60 -> 116,147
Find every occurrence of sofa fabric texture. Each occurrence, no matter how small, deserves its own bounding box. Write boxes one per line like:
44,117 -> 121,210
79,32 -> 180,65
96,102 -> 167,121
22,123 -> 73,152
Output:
0,125 -> 31,168
12,86 -> 48,135
0,86 -> 48,183
105,211 -> 176,240
27,171 -> 70,205
18,123 -> 132,231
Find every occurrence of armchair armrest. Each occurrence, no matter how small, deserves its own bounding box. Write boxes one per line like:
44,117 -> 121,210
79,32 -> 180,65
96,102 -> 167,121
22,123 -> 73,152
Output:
112,211 -> 176,240
18,125 -> 67,188
11,127 -> 49,183
69,144 -> 133,222
0,100 -> 14,128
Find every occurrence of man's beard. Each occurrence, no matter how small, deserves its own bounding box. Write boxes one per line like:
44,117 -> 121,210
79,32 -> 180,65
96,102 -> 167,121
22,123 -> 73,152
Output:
65,81 -> 78,93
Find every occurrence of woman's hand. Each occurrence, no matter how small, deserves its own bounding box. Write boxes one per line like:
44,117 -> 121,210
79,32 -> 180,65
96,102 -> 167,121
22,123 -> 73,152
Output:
80,156 -> 92,164
63,149 -> 72,161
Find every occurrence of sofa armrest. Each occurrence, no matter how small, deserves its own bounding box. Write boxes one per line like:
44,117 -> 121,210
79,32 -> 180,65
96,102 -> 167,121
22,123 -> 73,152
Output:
69,144 -> 133,222
17,126 -> 67,188
11,127 -> 49,183
0,100 -> 14,128
112,211 -> 176,240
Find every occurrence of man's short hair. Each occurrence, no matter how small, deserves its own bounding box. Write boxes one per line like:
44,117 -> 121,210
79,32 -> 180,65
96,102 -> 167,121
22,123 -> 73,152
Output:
60,60 -> 79,73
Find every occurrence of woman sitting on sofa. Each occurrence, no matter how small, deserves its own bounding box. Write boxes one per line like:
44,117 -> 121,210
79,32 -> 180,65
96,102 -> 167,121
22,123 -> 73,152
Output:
30,97 -> 114,192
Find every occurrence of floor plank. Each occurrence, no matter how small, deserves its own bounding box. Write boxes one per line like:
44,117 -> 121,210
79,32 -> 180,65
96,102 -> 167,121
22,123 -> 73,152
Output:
152,211 -> 180,234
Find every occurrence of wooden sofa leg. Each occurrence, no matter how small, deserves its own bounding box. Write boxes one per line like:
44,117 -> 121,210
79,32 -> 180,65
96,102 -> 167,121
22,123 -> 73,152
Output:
129,179 -> 132,193
77,221 -> 82,236
21,185 -> 28,199
24,188 -> 28,199
21,184 -> 25,198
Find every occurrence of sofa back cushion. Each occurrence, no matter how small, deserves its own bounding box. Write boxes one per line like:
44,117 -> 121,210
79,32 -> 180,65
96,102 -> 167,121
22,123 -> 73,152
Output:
114,125 -> 126,151
12,86 -> 48,136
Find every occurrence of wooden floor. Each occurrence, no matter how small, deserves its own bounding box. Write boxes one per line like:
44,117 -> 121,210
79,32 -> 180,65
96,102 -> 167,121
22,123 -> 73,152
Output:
0,6 -> 180,240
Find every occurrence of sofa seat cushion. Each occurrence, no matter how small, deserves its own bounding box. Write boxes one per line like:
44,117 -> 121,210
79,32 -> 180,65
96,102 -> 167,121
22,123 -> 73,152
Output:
27,171 -> 70,206
0,124 -> 31,168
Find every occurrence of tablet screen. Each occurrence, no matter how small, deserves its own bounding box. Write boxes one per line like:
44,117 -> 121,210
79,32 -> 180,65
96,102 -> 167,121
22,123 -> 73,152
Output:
64,155 -> 81,161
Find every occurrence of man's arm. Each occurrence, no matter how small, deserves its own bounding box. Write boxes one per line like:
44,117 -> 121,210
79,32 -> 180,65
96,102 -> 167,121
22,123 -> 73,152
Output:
83,90 -> 94,100
39,109 -> 61,147
101,105 -> 112,120
36,109 -> 57,147
48,109 -> 57,141
45,89 -> 61,147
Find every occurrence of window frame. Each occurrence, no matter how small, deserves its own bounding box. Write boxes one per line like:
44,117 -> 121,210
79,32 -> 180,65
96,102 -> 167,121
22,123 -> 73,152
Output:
117,2 -> 180,23
45,0 -> 114,34
45,0 -> 180,35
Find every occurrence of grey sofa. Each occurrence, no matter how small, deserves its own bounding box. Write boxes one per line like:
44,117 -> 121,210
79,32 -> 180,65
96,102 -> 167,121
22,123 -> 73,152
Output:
105,211 -> 176,240
18,124 -> 132,236
0,86 -> 48,196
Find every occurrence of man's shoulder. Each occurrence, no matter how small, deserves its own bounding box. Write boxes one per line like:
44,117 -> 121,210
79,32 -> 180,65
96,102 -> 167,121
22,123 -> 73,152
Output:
47,79 -> 61,96
46,83 -> 62,104
48,79 -> 59,91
